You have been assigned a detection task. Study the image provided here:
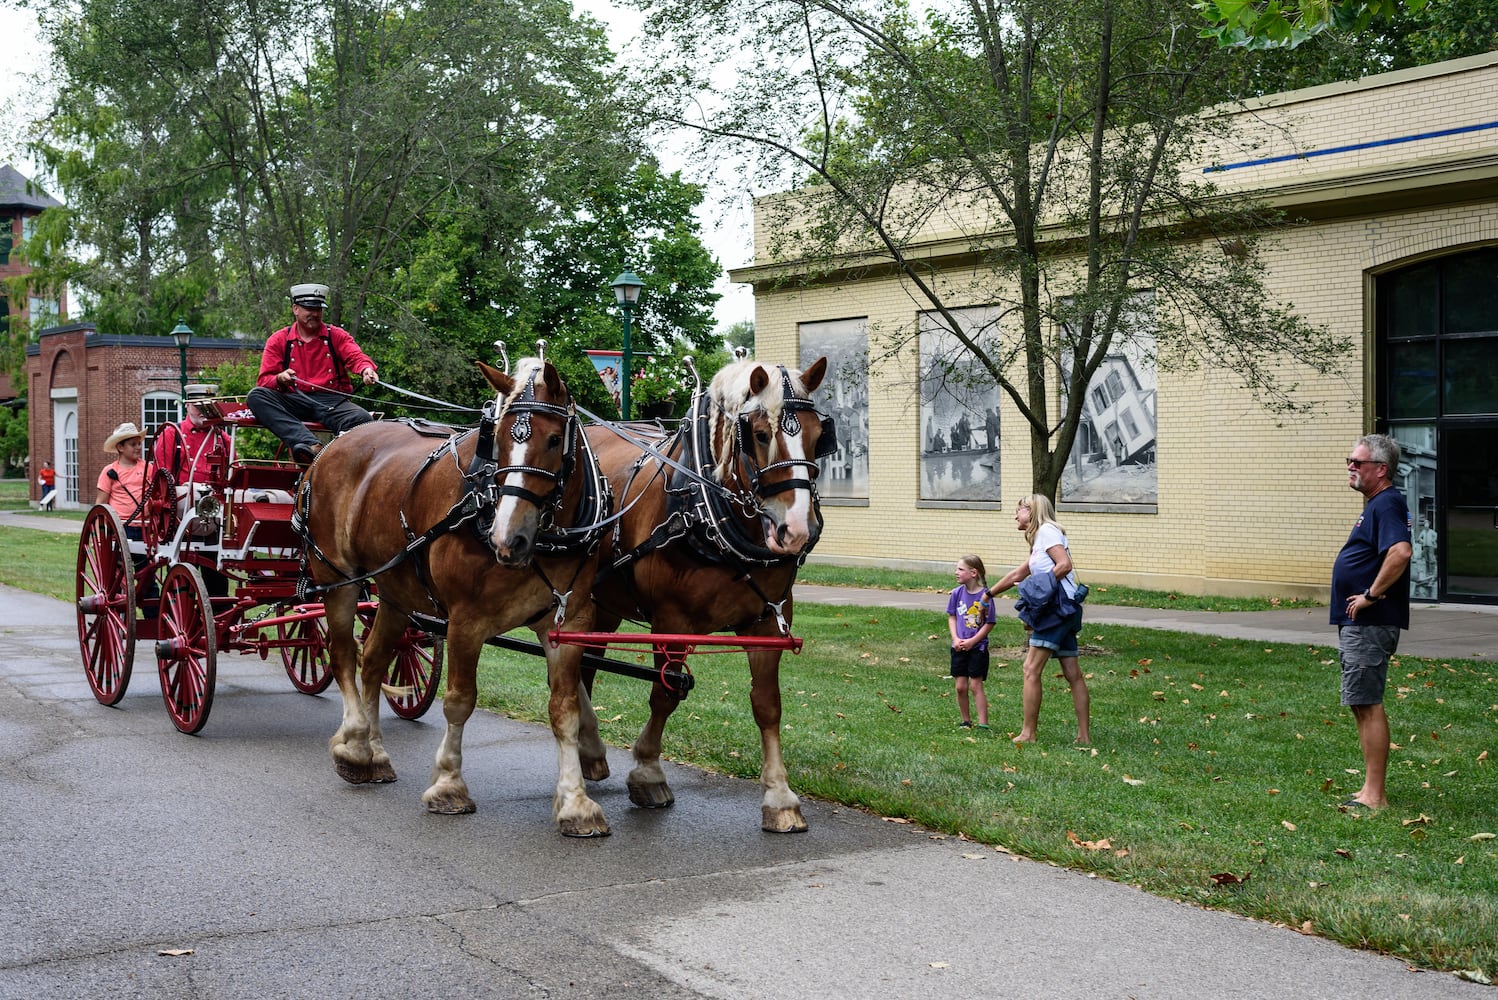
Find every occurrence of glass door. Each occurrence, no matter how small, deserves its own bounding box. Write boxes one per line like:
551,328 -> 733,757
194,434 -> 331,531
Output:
1443,424 -> 1498,598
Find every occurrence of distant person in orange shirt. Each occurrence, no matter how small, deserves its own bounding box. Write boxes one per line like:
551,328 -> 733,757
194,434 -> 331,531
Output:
37,459 -> 57,510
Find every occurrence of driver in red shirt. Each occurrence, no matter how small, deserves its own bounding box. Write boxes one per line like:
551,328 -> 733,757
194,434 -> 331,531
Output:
247,282 -> 378,464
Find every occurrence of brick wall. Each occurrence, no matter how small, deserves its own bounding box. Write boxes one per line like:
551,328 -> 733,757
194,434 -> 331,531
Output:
25,325 -> 259,506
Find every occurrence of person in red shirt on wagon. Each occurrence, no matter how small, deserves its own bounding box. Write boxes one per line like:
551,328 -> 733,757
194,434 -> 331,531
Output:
247,282 -> 379,464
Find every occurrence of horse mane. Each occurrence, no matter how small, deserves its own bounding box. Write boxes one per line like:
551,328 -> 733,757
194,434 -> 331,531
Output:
706,359 -> 808,482
495,356 -> 548,420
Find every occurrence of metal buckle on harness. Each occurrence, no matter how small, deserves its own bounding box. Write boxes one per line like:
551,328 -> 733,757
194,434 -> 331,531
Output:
553,588 -> 571,626
768,599 -> 790,636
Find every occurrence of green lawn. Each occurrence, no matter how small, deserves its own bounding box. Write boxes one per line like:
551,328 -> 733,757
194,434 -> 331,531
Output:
1,514 -> 1491,980
476,608 -> 1494,980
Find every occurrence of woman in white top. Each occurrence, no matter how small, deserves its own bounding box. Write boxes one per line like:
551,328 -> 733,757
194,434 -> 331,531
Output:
988,494 -> 1091,745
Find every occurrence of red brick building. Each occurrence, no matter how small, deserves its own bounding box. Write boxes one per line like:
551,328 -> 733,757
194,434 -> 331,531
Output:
25,323 -> 259,507
1,164 -> 65,403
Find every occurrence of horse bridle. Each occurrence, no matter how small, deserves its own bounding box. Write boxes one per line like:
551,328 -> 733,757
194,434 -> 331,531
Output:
468,365 -> 578,533
731,366 -> 838,501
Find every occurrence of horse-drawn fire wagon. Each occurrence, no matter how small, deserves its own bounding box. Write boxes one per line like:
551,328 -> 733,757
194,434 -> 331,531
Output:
74,400 -> 444,734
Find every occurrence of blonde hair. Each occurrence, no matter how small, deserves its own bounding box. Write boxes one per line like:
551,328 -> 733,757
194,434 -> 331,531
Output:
1017,494 -> 1062,547
958,553 -> 988,590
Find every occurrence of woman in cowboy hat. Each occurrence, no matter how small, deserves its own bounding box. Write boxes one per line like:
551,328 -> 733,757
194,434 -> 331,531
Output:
96,422 -> 149,529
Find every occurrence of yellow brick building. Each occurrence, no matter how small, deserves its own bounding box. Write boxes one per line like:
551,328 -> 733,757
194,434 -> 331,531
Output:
734,52 -> 1498,604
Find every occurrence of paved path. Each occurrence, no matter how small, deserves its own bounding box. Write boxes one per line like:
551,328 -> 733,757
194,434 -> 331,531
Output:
0,583 -> 1488,999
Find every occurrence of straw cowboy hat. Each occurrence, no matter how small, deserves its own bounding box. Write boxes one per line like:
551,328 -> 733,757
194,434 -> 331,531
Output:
103,422 -> 145,453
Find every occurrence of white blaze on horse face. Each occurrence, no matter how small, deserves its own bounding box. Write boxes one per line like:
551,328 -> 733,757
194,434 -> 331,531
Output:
765,409 -> 813,555
491,428 -> 540,561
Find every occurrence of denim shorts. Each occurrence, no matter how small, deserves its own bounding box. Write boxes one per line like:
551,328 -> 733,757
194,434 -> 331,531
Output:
1029,607 -> 1083,658
1338,624 -> 1399,706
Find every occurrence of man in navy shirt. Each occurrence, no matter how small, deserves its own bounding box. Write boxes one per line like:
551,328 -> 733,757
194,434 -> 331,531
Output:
1330,433 -> 1412,812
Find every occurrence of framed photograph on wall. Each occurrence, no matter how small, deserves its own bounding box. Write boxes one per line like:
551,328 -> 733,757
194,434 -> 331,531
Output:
1059,291 -> 1158,506
919,307 -> 1003,502
799,318 -> 869,500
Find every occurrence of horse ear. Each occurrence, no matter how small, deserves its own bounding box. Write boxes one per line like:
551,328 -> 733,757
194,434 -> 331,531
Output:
542,361 -> 565,399
748,365 -> 770,396
476,359 -> 516,396
800,356 -> 828,395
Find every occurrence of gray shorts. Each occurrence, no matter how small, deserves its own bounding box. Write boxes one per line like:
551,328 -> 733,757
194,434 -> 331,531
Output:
1338,624 -> 1400,707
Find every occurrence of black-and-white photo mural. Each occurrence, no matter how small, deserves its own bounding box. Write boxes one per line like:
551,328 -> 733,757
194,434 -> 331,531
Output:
799,318 -> 869,500
919,307 -> 1002,502
1060,292 -> 1158,505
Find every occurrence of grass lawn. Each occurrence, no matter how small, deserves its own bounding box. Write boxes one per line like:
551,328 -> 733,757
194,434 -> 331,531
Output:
1,511 -> 1491,979
476,607 -> 1495,980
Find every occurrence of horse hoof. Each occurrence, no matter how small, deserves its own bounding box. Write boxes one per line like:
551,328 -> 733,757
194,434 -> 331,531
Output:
369,760 -> 397,783
424,796 -> 477,815
334,759 -> 373,785
582,756 -> 610,782
762,805 -> 809,833
627,778 -> 675,810
559,815 -> 611,838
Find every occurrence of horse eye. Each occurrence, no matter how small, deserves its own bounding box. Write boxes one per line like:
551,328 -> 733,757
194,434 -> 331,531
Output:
755,429 -> 771,447
548,433 -> 563,451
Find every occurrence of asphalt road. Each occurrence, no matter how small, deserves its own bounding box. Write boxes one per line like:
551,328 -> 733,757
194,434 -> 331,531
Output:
0,583 -> 1486,999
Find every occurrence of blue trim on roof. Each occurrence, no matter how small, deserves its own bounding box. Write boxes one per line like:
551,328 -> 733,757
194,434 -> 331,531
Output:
1203,119 -> 1498,173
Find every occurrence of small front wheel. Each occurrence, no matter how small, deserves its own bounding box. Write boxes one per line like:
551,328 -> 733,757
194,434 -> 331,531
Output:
279,615 -> 334,694
156,563 -> 217,734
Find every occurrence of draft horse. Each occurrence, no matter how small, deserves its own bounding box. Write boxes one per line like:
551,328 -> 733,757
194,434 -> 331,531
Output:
581,356 -> 832,832
299,357 -> 613,836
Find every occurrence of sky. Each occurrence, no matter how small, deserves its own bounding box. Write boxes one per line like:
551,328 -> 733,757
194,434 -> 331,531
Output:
0,1 -> 756,330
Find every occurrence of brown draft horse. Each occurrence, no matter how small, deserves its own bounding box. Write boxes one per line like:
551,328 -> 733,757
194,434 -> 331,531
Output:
580,356 -> 831,832
299,357 -> 613,836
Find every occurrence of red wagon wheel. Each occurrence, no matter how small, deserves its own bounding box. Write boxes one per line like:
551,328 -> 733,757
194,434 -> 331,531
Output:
76,505 -> 136,705
278,615 -> 335,694
141,467 -> 179,550
155,563 -> 218,734
384,629 -> 445,720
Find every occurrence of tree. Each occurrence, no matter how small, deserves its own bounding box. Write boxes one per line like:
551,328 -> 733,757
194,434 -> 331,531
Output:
724,319 -> 755,353
17,0 -> 723,408
1196,0 -> 1428,49
631,0 -> 1348,500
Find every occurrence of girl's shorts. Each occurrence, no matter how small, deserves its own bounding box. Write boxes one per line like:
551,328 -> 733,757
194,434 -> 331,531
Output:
1028,608 -> 1083,658
950,646 -> 990,680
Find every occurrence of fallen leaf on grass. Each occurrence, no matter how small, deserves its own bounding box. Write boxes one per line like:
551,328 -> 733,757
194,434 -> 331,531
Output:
1402,814 -> 1433,827
1122,775 -> 1145,786
1267,788 -> 1280,795
1321,778 -> 1334,792
1478,751 -> 1489,762
1469,832 -> 1495,841
1455,970 -> 1493,985
1282,820 -> 1297,831
883,817 -> 911,824
1210,872 -> 1250,885
1334,848 -> 1352,858
1065,830 -> 1114,851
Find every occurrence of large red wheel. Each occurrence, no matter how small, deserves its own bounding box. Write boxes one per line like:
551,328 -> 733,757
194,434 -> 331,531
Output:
384,630 -> 445,720
76,505 -> 136,705
155,563 -> 217,734
278,614 -> 334,694
141,467 -> 179,551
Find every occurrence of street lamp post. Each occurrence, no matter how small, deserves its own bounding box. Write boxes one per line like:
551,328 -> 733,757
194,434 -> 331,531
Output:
609,271 -> 644,419
170,320 -> 193,413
